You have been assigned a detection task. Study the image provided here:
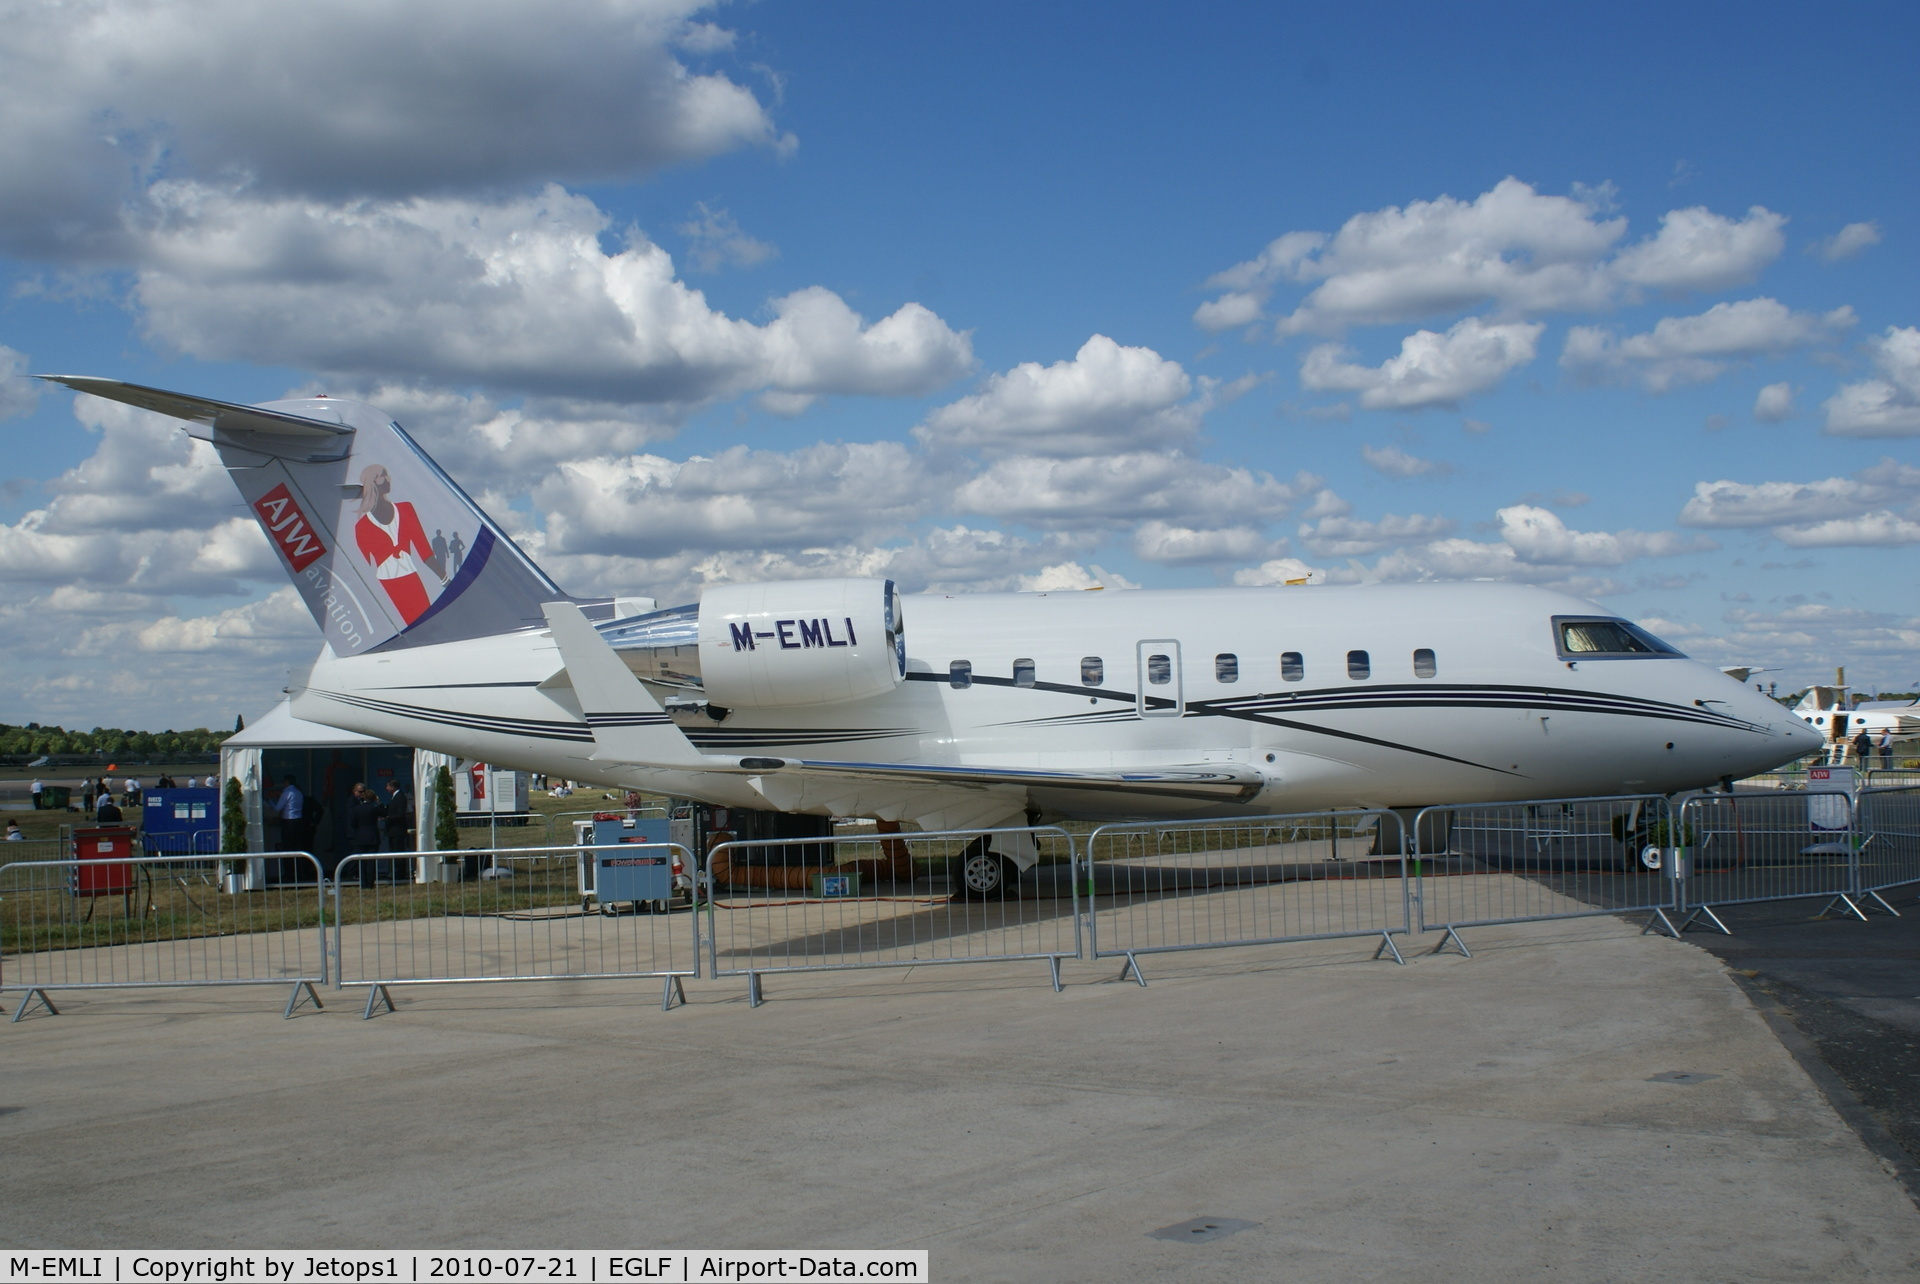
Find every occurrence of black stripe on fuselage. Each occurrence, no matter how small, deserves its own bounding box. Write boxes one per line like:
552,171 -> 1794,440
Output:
906,671 -> 1512,774
317,691 -> 596,743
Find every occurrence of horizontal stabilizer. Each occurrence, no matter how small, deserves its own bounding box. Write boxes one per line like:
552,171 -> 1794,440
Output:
543,600 -> 707,767
39,375 -> 355,442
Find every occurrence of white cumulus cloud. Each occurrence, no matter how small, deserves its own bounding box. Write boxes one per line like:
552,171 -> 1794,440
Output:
916,335 -> 1198,456
0,346 -> 39,419
1677,458 -> 1920,548
537,441 -> 940,558
0,0 -> 783,258
1560,299 -> 1853,392
1298,512 -> 1456,556
1753,381 -> 1796,422
1359,445 -> 1454,479
1607,205 -> 1787,293
678,202 -> 777,273
1823,326 -> 1920,437
952,455 -> 1308,532
1129,521 -> 1281,565
132,183 -> 973,405
1194,178 -> 1788,338
1810,222 -> 1882,263
1301,317 -> 1543,410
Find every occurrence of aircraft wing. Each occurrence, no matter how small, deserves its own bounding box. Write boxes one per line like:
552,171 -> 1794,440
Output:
734,755 -> 1264,803
540,601 -> 1266,815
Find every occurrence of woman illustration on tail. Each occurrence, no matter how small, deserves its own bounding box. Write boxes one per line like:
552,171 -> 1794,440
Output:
353,464 -> 447,625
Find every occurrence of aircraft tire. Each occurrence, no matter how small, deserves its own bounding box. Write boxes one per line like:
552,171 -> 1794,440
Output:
954,840 -> 1016,900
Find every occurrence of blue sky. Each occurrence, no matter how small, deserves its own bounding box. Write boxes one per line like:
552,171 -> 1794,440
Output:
1,1 -> 1916,730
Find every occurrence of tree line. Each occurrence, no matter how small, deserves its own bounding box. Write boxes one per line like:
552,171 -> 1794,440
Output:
1,723 -> 229,759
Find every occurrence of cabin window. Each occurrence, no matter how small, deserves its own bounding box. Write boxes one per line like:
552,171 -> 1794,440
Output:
1347,650 -> 1370,680
949,660 -> 972,689
1280,651 -> 1304,682
1215,653 -> 1239,682
1013,658 -> 1036,687
1146,653 -> 1172,685
1413,648 -> 1437,678
1553,616 -> 1685,659
1082,656 -> 1103,686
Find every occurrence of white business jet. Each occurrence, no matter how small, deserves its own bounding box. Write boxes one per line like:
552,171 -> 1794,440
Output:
43,377 -> 1821,894
1791,685 -> 1920,758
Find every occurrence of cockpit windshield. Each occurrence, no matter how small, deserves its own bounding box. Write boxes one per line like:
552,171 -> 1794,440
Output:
1553,616 -> 1685,659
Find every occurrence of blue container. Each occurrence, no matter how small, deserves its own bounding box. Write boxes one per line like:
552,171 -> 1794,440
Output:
142,788 -> 220,855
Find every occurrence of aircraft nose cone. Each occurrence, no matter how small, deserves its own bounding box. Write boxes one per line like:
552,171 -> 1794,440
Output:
1780,716 -> 1825,756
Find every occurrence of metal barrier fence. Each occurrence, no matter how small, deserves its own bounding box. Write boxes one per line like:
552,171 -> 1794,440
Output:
1084,810 -> 1410,982
333,843 -> 700,1017
1852,785 -> 1920,901
1675,791 -> 1862,930
0,851 -> 327,1022
1413,795 -> 1679,953
704,825 -> 1077,1005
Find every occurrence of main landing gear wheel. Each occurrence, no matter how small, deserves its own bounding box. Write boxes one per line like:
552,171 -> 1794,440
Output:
954,839 -> 1016,900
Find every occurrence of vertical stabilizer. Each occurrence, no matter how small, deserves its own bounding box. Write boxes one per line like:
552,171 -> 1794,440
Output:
41,377 -> 567,654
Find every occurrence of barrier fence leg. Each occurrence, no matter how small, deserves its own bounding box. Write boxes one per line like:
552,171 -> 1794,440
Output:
8,988 -> 59,1023
1048,956 -> 1064,993
1676,905 -> 1732,935
1863,890 -> 1900,917
1642,908 -> 1682,938
1817,894 -> 1871,923
1372,932 -> 1406,965
284,981 -> 324,1019
747,972 -> 764,1008
362,985 -> 396,1020
1117,952 -> 1147,987
662,975 -> 686,1012
331,879 -> 345,990
1429,926 -> 1471,958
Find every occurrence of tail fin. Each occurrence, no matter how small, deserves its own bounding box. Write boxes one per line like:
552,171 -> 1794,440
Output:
42,376 -> 567,655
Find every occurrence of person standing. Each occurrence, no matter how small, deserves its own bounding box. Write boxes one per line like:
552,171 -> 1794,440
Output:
1878,729 -> 1895,769
347,783 -> 384,888
274,774 -> 306,852
1850,727 -> 1872,765
383,778 -> 415,853
30,778 -> 43,808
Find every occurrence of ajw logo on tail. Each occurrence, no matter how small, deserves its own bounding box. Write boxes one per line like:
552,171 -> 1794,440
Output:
253,483 -> 328,572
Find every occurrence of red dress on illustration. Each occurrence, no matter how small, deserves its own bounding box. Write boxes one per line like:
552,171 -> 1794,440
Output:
355,502 -> 437,624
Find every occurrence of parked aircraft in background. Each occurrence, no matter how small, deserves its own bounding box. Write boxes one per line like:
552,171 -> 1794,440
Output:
44,377 -> 1823,894
1793,684 -> 1920,750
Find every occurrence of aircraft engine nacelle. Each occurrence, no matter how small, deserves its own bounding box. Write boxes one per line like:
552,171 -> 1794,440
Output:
697,578 -> 905,708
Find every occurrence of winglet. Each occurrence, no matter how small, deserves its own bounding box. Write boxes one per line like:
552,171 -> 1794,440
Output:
543,601 -> 705,767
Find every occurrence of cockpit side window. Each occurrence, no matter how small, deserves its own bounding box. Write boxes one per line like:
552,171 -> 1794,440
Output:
1553,616 -> 1685,659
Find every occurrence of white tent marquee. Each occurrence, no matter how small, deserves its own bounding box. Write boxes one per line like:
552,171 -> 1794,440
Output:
221,699 -> 457,867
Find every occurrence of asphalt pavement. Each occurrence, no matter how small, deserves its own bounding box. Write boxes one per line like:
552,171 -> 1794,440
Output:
1684,886 -> 1920,1205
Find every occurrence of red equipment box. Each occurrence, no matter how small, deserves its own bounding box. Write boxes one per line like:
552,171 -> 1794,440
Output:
72,826 -> 137,896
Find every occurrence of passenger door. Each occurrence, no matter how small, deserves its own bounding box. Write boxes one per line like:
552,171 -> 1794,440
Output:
1135,639 -> 1183,718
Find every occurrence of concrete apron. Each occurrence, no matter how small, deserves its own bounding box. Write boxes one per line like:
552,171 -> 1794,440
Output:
3,915 -> 1918,1282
